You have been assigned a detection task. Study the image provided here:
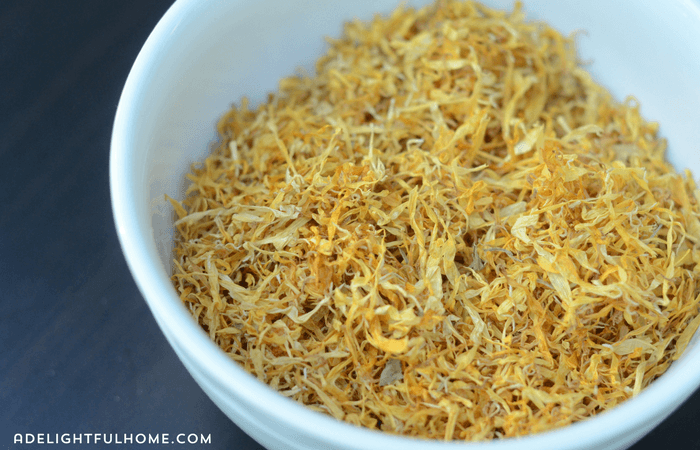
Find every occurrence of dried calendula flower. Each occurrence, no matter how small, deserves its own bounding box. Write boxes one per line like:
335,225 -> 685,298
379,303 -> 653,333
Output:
170,0 -> 700,441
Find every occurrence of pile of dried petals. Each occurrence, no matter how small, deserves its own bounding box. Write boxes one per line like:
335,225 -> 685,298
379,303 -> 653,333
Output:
170,0 -> 700,440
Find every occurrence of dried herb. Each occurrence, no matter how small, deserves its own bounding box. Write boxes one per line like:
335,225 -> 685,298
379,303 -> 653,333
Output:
170,0 -> 700,440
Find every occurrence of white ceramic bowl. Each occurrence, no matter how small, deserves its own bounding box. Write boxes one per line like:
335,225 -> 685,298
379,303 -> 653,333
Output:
110,1 -> 700,449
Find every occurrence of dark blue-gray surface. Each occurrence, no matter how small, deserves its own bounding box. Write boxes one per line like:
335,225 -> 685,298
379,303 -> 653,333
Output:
0,1 -> 262,449
0,1 -> 697,449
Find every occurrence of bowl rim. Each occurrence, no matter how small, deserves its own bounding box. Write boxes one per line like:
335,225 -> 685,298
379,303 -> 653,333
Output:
110,0 -> 700,448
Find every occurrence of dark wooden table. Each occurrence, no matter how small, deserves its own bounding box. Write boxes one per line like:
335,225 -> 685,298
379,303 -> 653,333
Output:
1,1 -> 698,449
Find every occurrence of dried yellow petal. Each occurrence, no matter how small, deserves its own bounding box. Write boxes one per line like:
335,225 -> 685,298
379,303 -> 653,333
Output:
171,0 -> 700,441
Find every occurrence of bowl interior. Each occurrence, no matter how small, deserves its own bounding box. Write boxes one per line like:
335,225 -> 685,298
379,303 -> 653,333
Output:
111,0 -> 700,449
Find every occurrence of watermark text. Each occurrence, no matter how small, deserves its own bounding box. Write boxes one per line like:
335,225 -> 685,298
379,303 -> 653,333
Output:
13,433 -> 211,445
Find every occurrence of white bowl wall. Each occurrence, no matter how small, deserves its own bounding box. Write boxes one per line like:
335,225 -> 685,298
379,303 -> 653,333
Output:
111,1 -> 700,449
